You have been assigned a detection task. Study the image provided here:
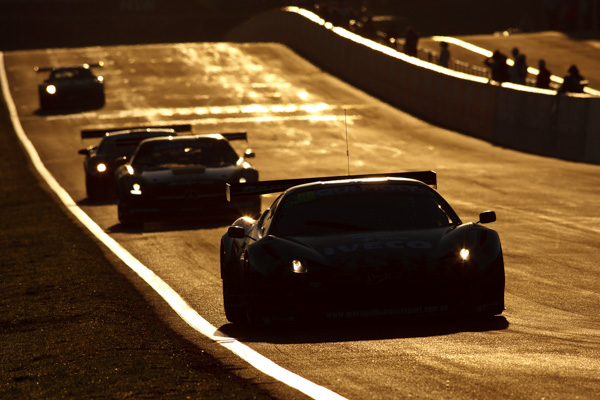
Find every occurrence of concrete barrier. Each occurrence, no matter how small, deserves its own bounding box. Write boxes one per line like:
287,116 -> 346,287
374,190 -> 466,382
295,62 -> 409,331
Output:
226,7 -> 599,165
584,98 -> 600,164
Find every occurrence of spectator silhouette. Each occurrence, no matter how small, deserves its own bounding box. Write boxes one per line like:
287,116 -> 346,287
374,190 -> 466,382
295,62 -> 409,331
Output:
438,41 -> 450,68
361,15 -> 376,40
511,47 -> 520,60
558,65 -> 586,94
403,26 -> 419,57
484,50 -> 509,83
510,54 -> 528,85
536,59 -> 552,89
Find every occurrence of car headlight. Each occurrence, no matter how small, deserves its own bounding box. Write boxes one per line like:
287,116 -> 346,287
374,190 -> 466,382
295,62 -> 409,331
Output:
459,248 -> 470,261
45,85 -> 56,95
130,183 -> 142,195
239,177 -> 247,183
291,259 -> 308,274
96,163 -> 107,173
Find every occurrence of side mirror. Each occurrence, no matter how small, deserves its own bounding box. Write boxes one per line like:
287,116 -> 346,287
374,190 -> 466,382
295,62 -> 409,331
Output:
78,148 -> 90,156
244,149 -> 255,159
227,225 -> 246,239
478,210 -> 496,224
114,156 -> 128,167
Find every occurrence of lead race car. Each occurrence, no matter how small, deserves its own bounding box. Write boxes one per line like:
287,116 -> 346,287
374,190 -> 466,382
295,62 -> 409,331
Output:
115,132 -> 260,226
35,62 -> 105,111
220,171 -> 505,326
78,124 -> 191,201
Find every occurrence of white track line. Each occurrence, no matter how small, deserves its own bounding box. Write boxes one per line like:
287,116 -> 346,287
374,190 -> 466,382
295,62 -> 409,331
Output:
0,52 -> 348,400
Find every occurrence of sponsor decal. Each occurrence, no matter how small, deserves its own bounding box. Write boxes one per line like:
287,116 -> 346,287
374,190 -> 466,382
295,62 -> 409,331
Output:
365,272 -> 403,285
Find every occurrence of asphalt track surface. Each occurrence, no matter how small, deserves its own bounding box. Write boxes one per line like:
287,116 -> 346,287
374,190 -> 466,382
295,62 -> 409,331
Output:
3,34 -> 600,399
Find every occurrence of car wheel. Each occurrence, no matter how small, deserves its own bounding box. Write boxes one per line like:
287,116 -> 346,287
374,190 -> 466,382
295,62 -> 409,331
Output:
85,174 -> 103,201
223,278 -> 247,324
243,259 -> 270,328
221,243 -> 247,324
118,203 -> 142,229
39,96 -> 52,111
96,91 -> 105,107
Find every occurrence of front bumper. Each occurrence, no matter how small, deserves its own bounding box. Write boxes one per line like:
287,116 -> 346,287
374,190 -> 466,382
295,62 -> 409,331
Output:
118,195 -> 260,222
248,261 -> 505,323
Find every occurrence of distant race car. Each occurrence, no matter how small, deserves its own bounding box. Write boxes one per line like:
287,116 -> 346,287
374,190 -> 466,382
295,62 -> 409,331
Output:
115,132 -> 260,225
220,171 -> 505,326
78,124 -> 191,201
35,62 -> 105,110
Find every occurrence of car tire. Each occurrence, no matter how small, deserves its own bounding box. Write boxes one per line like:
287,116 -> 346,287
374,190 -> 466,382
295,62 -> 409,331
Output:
118,203 -> 142,229
223,278 -> 247,324
85,174 -> 103,201
243,259 -> 270,328
96,91 -> 105,108
39,96 -> 52,111
221,243 -> 247,324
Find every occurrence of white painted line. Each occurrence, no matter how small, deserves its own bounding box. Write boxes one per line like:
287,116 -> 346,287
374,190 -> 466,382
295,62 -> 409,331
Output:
0,52 -> 348,400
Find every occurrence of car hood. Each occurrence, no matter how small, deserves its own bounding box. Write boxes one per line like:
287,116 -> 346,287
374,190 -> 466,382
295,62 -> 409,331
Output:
139,165 -> 240,184
254,225 -> 474,274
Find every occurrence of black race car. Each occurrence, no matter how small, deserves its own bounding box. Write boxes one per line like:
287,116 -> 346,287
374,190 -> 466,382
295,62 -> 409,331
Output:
220,171 -> 505,326
115,132 -> 260,226
35,62 -> 105,111
78,124 -> 191,201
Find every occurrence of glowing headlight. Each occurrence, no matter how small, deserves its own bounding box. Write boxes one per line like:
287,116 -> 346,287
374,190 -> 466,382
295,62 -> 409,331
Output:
96,163 -> 107,173
97,75 -> 104,82
46,85 -> 56,95
460,248 -> 470,261
130,183 -> 142,195
291,260 -> 308,274
239,177 -> 247,183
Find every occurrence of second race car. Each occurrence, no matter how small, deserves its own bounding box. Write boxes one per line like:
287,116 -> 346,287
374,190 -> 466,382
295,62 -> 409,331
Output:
115,132 -> 260,225
220,171 -> 505,326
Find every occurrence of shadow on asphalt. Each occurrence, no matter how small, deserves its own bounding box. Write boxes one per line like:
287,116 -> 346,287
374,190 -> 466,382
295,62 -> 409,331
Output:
34,104 -> 104,116
106,214 -> 237,234
217,315 -> 510,344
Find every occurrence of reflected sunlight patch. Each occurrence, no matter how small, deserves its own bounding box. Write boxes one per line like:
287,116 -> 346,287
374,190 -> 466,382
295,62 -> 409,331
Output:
42,103 -> 362,125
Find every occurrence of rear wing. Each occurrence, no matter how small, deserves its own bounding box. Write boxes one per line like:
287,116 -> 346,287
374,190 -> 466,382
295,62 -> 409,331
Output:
221,132 -> 247,142
226,171 -> 437,201
33,66 -> 54,73
34,61 -> 104,73
80,124 -> 192,139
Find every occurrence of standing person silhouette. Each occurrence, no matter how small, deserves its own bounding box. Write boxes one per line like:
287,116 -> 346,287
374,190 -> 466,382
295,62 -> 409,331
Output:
558,65 -> 586,94
403,26 -> 420,57
484,50 -> 509,83
438,41 -> 450,68
536,59 -> 552,89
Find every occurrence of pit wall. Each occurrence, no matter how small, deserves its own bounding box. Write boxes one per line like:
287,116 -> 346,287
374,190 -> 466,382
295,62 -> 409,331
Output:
226,7 -> 600,165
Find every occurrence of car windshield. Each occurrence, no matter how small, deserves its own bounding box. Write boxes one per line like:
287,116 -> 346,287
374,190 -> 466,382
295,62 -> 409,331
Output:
270,183 -> 459,236
97,137 -> 144,158
50,68 -> 92,80
131,138 -> 239,169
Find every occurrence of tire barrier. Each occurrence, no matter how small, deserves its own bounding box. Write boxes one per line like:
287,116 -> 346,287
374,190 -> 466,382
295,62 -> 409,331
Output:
226,7 -> 600,165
